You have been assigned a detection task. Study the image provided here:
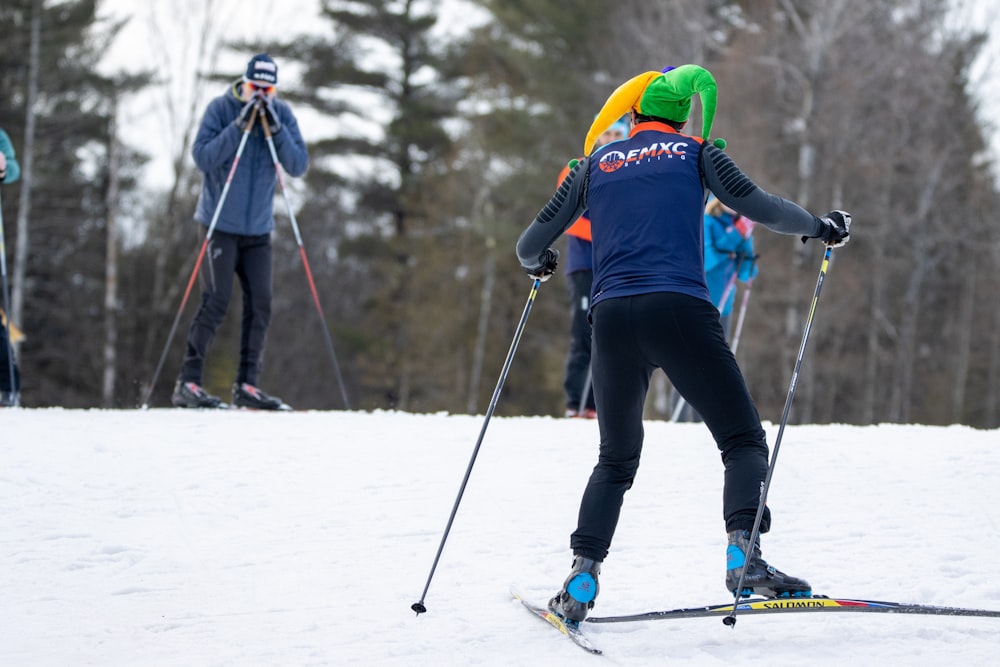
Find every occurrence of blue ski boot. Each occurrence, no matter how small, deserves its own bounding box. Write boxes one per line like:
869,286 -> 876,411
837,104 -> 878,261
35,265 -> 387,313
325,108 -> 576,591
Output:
548,556 -> 601,623
726,529 -> 811,599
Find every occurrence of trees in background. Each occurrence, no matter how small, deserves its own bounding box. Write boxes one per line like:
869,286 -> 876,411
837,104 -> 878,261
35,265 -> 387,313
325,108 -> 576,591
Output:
258,0 -> 471,411
714,0 -> 995,425
123,0 -> 238,409
1,0 -> 998,425
0,0 -> 145,407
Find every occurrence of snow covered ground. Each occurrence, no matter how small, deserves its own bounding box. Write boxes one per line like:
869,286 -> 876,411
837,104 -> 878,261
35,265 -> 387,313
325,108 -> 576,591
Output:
1,409 -> 998,665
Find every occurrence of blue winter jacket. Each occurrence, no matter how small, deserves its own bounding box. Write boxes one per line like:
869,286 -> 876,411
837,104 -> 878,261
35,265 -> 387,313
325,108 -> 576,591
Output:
192,82 -> 309,236
0,128 -> 20,183
564,236 -> 593,275
704,211 -> 757,316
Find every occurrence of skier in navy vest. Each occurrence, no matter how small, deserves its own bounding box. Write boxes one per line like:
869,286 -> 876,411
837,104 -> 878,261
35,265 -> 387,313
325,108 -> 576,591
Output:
173,53 -> 309,410
516,64 -> 851,623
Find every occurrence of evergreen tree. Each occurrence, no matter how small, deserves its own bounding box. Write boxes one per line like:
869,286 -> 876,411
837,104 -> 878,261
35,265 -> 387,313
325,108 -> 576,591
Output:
272,0 -> 466,410
0,0 -> 145,407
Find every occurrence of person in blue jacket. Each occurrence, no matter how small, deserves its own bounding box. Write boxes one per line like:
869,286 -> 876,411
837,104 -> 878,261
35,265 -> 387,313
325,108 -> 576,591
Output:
173,53 -> 309,410
704,195 -> 757,339
517,64 -> 851,622
0,127 -> 22,408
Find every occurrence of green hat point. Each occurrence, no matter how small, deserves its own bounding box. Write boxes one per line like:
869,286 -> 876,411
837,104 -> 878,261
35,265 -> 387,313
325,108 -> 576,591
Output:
639,64 -> 721,145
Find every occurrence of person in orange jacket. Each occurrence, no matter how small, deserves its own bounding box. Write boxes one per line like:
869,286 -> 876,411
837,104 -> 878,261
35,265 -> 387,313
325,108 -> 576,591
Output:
558,117 -> 629,419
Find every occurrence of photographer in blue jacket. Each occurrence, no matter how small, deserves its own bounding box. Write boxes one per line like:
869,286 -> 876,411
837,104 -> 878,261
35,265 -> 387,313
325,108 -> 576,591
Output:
173,53 -> 308,410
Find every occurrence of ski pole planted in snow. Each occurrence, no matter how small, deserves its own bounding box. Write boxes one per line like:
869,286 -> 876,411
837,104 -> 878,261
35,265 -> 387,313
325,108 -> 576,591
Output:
261,111 -> 350,409
411,278 -> 543,616
141,102 -> 260,409
725,245 -> 834,628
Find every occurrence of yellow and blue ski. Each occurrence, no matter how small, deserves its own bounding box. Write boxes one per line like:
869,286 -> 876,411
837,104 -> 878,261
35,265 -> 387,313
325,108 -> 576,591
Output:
585,595 -> 1000,624
511,587 -> 602,655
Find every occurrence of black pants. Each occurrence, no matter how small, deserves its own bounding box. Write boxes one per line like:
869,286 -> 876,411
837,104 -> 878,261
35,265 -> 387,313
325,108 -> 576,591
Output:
571,292 -> 771,562
179,230 -> 273,387
0,322 -> 19,392
563,270 -> 595,412
672,308 -> 732,423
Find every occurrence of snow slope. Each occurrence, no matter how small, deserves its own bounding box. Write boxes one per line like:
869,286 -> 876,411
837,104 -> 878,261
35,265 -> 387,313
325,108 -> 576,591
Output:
1,410 -> 998,665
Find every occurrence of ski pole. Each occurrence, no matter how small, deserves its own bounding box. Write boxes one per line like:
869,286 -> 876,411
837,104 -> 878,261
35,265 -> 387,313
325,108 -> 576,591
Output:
141,103 -> 260,409
0,187 -> 18,405
261,114 -> 350,409
671,273 -> 739,421
728,279 -> 753,355
724,245 -> 834,628
578,365 -> 593,416
718,271 -> 738,325
411,278 -> 543,616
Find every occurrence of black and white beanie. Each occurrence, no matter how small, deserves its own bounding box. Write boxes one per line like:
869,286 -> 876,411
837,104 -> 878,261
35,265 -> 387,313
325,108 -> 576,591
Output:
244,53 -> 278,86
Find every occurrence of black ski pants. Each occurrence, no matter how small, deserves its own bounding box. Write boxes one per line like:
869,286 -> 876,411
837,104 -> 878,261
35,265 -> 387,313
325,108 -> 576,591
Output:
563,270 -> 596,412
570,291 -> 771,562
179,229 -> 273,387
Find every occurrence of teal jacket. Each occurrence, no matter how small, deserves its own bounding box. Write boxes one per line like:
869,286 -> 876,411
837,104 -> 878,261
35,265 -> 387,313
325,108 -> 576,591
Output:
0,129 -> 20,183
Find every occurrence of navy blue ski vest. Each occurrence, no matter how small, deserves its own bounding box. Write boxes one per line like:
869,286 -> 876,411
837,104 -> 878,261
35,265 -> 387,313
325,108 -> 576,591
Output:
587,121 -> 710,308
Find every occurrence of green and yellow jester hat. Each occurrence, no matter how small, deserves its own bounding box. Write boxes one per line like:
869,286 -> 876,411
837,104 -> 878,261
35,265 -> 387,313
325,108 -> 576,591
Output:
584,64 -> 725,154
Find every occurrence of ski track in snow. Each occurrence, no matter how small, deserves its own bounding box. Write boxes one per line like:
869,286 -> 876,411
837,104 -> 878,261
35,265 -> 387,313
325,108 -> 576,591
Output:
1,410 -> 998,665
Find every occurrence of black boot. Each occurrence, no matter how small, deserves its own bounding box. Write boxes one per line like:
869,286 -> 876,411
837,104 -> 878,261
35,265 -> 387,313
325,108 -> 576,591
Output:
232,383 -> 290,410
172,381 -> 224,408
726,529 -> 811,598
548,556 -> 601,623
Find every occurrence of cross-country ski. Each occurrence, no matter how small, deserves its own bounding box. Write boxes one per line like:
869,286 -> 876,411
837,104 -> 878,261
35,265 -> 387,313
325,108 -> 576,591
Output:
586,594 -> 1000,624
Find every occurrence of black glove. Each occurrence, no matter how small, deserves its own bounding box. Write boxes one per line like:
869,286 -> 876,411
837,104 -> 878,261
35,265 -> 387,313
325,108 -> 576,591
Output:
523,248 -> 559,281
803,210 -> 851,247
261,96 -> 282,135
738,252 -> 759,273
234,99 -> 257,131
